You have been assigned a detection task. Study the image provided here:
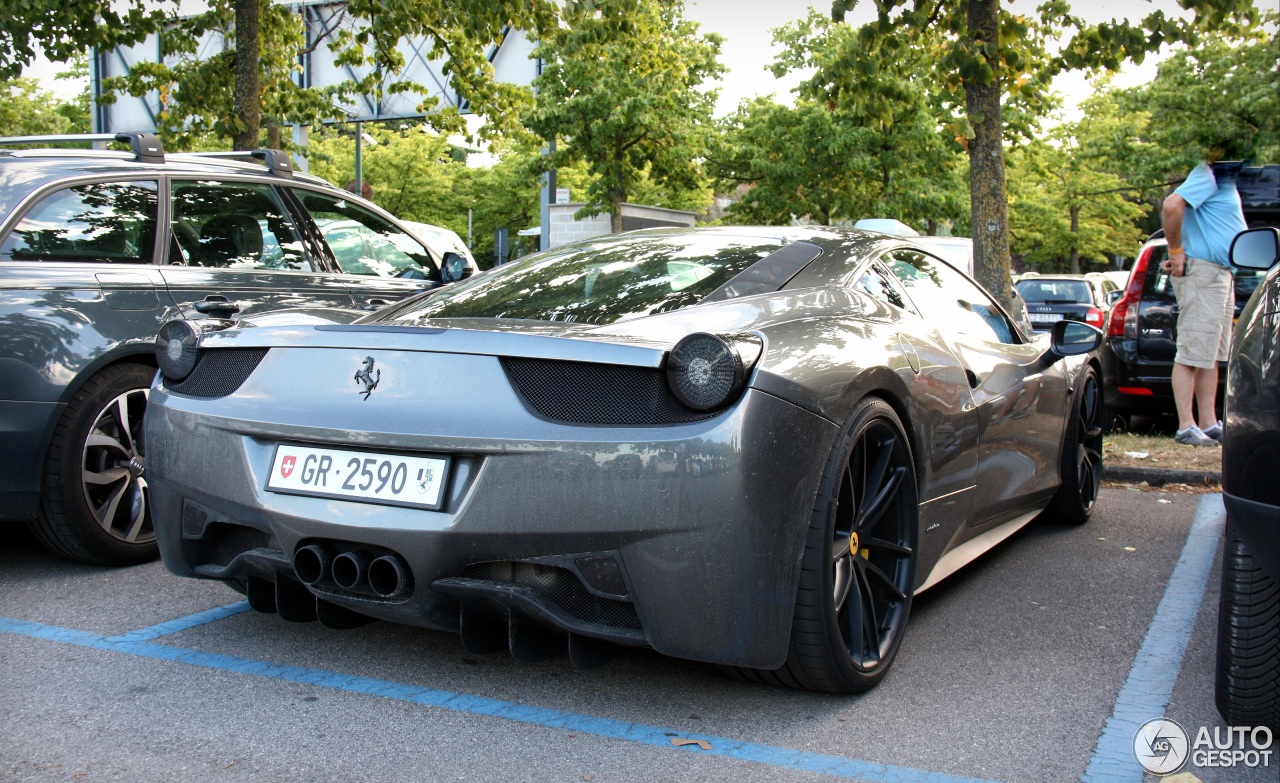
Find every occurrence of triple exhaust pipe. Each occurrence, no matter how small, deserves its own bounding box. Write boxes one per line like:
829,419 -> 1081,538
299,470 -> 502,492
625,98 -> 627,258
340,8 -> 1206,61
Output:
294,543 -> 412,599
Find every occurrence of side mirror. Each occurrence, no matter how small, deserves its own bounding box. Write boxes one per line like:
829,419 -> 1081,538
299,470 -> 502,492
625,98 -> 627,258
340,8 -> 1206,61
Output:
1229,227 -> 1280,271
1107,290 -> 1123,306
441,252 -> 472,283
1050,320 -> 1102,360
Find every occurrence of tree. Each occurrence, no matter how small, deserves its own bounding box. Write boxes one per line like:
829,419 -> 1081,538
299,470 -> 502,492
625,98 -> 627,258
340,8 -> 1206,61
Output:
0,1 -> 174,80
7,0 -> 565,151
524,0 -> 723,232
1006,134 -> 1145,273
1119,15 -> 1279,175
787,0 -> 1261,306
709,65 -> 966,230
0,57 -> 91,137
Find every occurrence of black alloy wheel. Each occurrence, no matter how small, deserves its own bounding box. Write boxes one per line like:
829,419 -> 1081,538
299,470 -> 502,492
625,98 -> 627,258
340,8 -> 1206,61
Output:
1048,366 -> 1103,525
734,397 -> 918,694
33,363 -> 158,565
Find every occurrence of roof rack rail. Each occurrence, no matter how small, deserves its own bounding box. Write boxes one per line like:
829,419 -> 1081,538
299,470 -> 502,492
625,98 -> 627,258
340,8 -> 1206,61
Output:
0,132 -> 165,163
183,149 -> 295,178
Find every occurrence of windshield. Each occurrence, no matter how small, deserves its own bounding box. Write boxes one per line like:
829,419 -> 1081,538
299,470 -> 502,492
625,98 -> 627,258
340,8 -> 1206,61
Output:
381,233 -> 788,325
1016,279 -> 1093,305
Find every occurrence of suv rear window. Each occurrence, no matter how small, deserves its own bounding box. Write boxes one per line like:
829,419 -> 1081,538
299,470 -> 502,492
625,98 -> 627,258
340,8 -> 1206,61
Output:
0,181 -> 158,264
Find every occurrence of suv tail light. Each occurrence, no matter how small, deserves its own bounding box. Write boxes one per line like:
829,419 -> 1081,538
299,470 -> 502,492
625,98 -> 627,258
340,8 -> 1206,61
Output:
1109,245 -> 1155,339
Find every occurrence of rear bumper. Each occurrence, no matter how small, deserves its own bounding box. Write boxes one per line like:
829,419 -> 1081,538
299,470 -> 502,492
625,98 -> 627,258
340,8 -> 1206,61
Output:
0,400 -> 60,521
147,384 -> 838,669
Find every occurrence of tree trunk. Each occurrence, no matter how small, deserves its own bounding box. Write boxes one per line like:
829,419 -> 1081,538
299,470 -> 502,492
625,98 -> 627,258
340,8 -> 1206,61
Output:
965,0 -> 1012,309
1069,204 -> 1080,274
232,0 -> 261,151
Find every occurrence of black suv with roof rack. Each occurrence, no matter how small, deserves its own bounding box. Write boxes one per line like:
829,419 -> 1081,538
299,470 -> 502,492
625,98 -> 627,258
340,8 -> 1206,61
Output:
0,132 -> 472,565
1106,163 -> 1279,426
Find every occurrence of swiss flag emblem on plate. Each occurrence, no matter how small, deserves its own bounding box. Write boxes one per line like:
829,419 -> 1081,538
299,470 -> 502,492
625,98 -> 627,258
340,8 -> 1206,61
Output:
280,455 -> 296,478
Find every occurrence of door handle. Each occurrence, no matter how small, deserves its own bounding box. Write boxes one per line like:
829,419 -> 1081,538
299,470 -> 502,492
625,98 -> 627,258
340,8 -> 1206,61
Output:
194,296 -> 241,317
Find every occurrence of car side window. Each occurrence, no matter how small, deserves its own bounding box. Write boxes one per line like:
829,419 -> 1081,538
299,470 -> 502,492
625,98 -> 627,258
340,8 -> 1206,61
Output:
293,189 -> 438,281
0,181 -> 158,264
885,249 -> 1019,344
852,262 -> 913,313
171,181 -> 309,271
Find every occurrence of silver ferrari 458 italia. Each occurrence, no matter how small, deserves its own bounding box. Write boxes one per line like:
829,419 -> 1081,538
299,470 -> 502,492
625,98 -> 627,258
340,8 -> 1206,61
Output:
147,226 -> 1104,693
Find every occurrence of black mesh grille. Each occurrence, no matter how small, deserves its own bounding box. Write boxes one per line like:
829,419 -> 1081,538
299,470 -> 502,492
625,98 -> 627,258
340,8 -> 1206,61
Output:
196,521 -> 279,568
461,561 -> 643,631
165,348 -> 269,398
501,357 -> 720,426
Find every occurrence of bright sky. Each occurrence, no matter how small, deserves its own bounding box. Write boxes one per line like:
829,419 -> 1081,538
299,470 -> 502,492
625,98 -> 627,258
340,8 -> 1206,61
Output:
683,0 -> 1205,119
20,0 -> 1259,121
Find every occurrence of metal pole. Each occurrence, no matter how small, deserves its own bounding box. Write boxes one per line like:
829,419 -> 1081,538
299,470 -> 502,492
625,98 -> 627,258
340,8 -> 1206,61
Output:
468,208 -> 473,249
354,120 -> 363,197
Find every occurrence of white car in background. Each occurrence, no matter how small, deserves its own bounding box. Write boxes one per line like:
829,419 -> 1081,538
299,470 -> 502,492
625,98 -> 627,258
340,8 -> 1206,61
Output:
401,220 -> 480,276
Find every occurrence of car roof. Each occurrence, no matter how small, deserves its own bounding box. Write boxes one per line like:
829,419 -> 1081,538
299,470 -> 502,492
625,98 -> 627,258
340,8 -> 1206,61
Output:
0,149 -> 335,192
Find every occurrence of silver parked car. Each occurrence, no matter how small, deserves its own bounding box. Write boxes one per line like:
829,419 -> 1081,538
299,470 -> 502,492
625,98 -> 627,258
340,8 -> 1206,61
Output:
147,226 -> 1103,693
0,132 -> 469,565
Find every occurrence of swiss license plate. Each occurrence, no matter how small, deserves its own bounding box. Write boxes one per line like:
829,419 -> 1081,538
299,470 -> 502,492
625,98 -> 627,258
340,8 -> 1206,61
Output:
1028,312 -> 1063,323
267,444 -> 449,510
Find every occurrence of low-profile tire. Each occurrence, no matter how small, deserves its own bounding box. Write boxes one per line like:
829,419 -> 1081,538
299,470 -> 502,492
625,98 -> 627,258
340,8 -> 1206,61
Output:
1215,519 -> 1280,730
1046,365 -> 1103,525
731,396 -> 919,694
30,363 -> 158,566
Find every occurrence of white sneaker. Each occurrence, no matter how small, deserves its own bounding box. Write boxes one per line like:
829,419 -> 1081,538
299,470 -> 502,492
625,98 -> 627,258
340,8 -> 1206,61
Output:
1175,425 -> 1219,447
1202,421 -> 1223,442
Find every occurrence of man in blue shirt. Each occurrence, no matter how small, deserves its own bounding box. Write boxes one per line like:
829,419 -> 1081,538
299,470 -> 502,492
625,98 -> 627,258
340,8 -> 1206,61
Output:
1161,150 -> 1248,446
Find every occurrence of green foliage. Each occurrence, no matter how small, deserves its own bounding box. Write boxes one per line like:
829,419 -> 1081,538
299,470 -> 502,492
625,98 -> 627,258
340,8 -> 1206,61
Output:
524,0 -> 723,228
0,67 -> 90,137
709,97 -> 966,230
0,1 -> 176,80
1117,18 -> 1279,176
1006,130 -> 1146,272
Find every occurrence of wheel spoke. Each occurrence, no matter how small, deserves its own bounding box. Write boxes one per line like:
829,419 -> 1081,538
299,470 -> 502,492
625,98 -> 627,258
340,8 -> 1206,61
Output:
833,555 -> 853,611
865,536 -> 912,557
110,396 -> 137,454
85,432 -> 129,456
853,561 -> 882,665
863,559 -> 907,603
122,479 -> 148,542
93,480 -> 128,532
857,465 -> 905,533
84,466 -> 130,486
832,532 -> 852,565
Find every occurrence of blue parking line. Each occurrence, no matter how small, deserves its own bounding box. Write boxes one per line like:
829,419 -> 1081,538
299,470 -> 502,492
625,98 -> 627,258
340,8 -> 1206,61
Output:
1081,494 -> 1224,783
105,601 -> 250,643
0,613 -> 1001,783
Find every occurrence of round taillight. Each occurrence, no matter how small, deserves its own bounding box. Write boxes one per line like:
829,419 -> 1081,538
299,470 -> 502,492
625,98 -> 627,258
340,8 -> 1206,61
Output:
666,333 -> 746,411
155,319 -> 201,381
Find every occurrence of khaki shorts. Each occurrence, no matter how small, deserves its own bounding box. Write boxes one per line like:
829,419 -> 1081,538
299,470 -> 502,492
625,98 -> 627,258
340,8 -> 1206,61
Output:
1171,257 -> 1233,369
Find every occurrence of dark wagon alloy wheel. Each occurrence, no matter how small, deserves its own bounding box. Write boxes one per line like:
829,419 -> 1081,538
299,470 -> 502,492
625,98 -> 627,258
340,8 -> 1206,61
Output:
80,386 -> 151,544
736,397 -> 919,694
1047,366 -> 1103,525
32,363 -> 159,566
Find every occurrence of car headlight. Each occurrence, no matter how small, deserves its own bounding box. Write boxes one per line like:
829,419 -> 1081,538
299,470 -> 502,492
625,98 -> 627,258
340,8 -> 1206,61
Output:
155,320 -> 201,381
666,332 -> 762,411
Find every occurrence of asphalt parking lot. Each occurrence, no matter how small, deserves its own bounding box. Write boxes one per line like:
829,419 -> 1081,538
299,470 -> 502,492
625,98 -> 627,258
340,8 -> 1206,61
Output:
1,487 -> 1273,783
